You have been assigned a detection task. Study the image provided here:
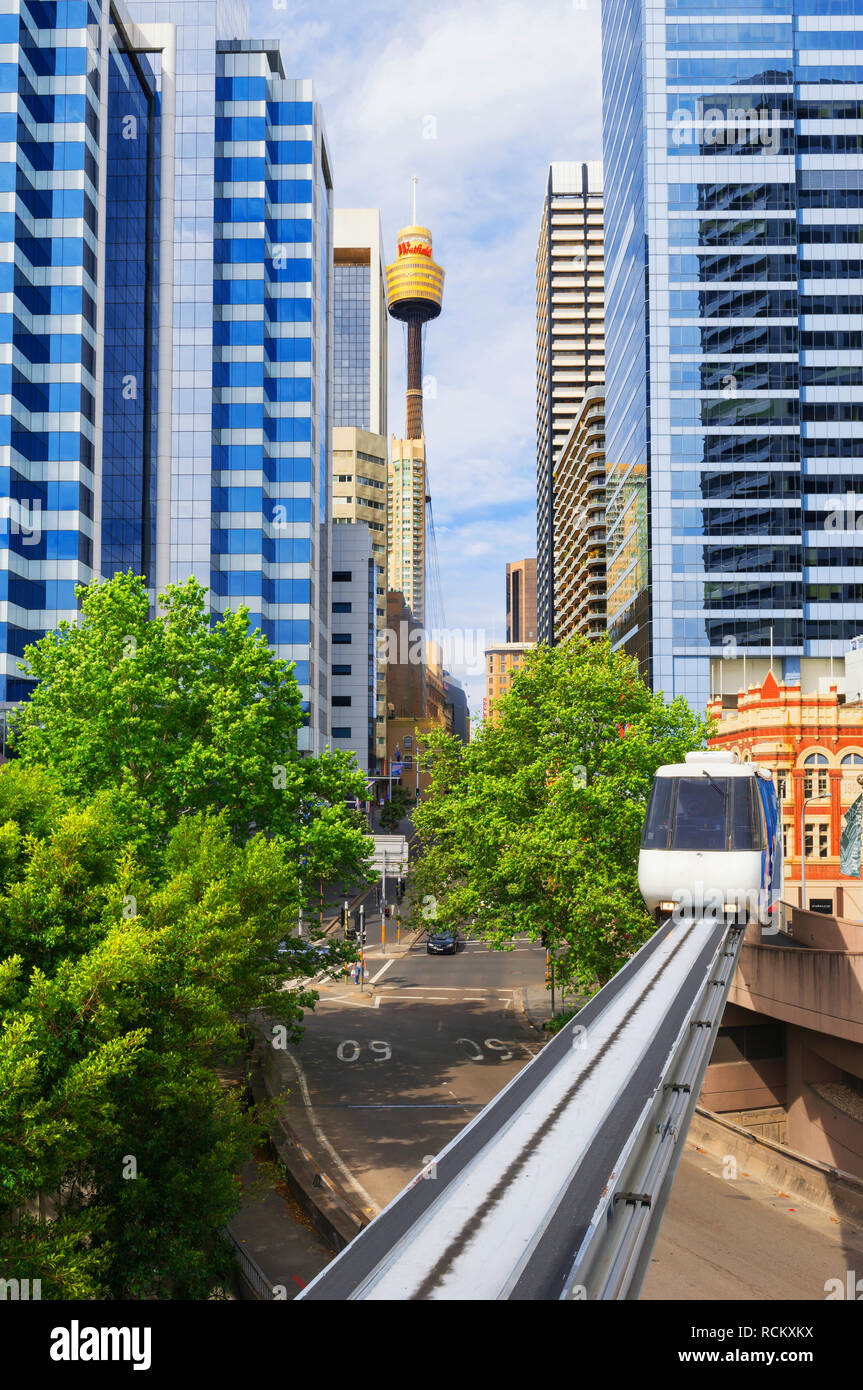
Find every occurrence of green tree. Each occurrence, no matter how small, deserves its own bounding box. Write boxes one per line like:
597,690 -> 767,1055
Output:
379,782 -> 413,833
9,571 -> 373,897
411,636 -> 708,998
0,769 -> 354,1298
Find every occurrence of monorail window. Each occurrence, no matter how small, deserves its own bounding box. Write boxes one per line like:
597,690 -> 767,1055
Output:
641,777 -> 675,848
729,777 -> 764,851
641,775 -> 765,851
672,778 -> 728,851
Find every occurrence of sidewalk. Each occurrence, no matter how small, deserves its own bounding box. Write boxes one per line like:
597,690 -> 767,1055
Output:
520,983 -> 555,1033
229,1151 -> 334,1298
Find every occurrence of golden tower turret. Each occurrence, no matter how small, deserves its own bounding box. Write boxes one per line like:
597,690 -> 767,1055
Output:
385,179 -> 444,439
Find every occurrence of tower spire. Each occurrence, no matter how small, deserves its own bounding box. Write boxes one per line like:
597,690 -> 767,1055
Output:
411,174 -> 418,226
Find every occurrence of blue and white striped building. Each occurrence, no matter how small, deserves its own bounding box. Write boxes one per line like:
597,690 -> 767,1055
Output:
0,0 -> 332,750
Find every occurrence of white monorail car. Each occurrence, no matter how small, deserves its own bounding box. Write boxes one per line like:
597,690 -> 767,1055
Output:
638,750 -> 781,924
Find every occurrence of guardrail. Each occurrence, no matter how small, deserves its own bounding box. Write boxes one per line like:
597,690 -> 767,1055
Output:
226,1227 -> 275,1300
297,914 -> 746,1301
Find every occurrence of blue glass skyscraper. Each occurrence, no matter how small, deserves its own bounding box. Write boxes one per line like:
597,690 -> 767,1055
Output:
602,0 -> 863,707
0,0 -> 332,751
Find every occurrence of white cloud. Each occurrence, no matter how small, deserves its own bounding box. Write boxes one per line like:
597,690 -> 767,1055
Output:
252,0 -> 603,710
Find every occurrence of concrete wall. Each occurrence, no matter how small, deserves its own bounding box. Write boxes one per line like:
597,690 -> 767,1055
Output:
710,934 -> 863,1180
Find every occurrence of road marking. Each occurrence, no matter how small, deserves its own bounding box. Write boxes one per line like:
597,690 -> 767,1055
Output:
282,1052 -> 381,1215
369,959 -> 395,985
377,985 -> 510,993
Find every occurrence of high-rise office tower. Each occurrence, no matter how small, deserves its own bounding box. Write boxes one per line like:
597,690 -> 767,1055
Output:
505,559 -> 537,644
333,209 -> 387,436
330,522 -> 376,776
602,0 -> 863,707
0,0 -> 333,752
387,438 -> 426,624
554,388 -> 607,643
536,162 -> 605,645
386,194 -> 444,627
331,208 -> 388,770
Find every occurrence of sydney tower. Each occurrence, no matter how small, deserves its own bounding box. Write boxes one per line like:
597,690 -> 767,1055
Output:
385,185 -> 445,439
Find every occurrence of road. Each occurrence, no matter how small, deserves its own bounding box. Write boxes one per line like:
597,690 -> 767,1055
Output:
273,929 -> 548,1212
270,899 -> 863,1299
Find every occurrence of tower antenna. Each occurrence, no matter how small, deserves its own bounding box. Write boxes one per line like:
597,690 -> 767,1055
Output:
411,174 -> 418,225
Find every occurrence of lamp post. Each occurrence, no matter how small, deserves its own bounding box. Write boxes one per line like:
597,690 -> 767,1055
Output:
800,774 -> 832,912
799,794 -> 817,912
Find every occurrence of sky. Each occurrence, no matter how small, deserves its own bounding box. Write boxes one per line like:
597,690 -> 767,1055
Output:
249,0 -> 604,720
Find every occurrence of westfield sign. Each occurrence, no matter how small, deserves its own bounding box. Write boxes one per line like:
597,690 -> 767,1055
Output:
398,240 -> 432,258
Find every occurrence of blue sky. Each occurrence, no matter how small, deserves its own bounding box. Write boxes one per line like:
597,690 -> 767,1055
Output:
249,0 -> 604,718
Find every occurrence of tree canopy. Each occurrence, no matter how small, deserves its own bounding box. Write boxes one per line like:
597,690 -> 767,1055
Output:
411,636 -> 709,997
0,767 -> 350,1296
0,573 -> 373,1296
9,572 -> 373,890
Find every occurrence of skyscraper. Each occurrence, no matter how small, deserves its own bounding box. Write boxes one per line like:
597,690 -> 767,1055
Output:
386,199 -> 444,627
602,0 -> 863,707
331,208 -> 388,771
333,209 -> 387,436
536,162 -> 605,645
505,558 -> 537,644
0,0 -> 333,751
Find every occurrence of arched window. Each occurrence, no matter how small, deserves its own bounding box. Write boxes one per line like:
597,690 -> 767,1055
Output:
803,752 -> 829,799
841,752 -> 863,766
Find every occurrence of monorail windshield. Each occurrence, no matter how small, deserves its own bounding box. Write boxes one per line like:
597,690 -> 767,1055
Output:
641,775 -> 765,852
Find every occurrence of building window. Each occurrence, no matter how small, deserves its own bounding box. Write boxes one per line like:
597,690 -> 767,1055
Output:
332,696 -> 351,707
333,633 -> 351,645
332,727 -> 352,738
776,771 -> 788,801
333,664 -> 351,675
803,753 -> 829,799
782,824 -> 791,859
332,570 -> 352,582
332,601 -> 352,613
404,735 -> 413,749
841,752 -> 863,766
804,822 -> 829,859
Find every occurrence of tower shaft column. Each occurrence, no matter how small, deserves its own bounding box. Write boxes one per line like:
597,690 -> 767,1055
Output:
406,319 -> 423,439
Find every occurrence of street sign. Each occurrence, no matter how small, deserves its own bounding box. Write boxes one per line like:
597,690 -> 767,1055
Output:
371,834 -> 408,874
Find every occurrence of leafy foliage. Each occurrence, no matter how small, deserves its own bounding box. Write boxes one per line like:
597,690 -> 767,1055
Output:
0,770 -> 358,1297
9,572 -> 373,890
411,637 -> 709,997
0,574 -> 373,1297
379,783 -> 413,833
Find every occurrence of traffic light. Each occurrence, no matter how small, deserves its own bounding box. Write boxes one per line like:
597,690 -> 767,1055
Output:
358,903 -> 366,945
384,906 -> 391,918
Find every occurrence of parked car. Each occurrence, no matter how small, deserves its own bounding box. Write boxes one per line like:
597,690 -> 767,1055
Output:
427,927 -> 459,956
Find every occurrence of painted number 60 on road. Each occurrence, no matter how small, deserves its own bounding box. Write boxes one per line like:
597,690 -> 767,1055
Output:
456,1038 -> 514,1062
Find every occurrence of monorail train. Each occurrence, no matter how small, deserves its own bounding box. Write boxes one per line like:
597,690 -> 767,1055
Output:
638,750 -> 781,924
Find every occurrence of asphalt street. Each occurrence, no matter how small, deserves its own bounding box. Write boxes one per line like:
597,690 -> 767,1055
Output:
273,931 -> 549,1212
266,892 -> 863,1300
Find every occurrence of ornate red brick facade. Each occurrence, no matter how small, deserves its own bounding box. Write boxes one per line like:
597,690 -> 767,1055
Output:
708,670 -> 863,916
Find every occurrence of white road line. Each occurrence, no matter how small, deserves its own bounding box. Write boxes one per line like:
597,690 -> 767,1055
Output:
283,1051 -> 381,1216
369,959 -> 395,985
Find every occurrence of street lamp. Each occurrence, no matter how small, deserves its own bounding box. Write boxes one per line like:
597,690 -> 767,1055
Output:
799,794 -> 818,913
800,773 -> 832,911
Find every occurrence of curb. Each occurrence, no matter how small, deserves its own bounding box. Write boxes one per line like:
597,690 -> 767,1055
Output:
250,1048 -> 368,1254
689,1104 -> 863,1232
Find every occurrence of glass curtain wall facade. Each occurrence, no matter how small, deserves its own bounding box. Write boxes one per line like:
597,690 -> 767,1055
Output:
0,0 -> 163,705
602,0 -> 863,707
210,48 -> 333,752
334,263 -> 370,429
0,1 -> 332,750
